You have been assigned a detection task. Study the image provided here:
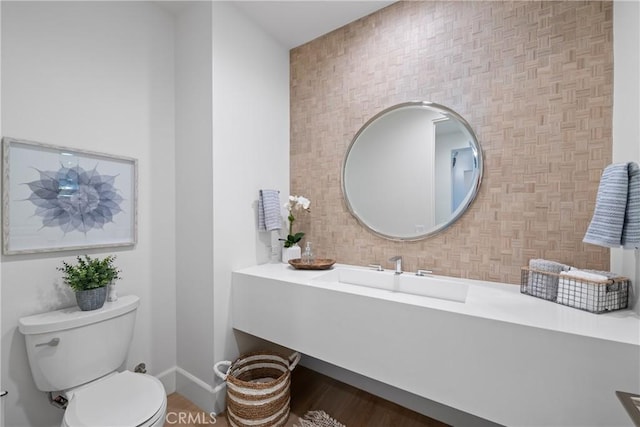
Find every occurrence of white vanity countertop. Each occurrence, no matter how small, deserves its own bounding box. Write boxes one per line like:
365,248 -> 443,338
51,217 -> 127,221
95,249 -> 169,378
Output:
234,263 -> 640,346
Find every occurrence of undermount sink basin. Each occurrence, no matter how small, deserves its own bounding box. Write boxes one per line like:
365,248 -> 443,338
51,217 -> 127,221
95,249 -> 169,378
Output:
312,267 -> 468,303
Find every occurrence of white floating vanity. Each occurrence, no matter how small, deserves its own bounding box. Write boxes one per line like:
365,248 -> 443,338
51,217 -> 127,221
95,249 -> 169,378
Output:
232,263 -> 640,427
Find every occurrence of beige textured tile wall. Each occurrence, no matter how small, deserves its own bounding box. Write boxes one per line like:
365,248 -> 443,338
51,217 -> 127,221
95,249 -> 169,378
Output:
290,1 -> 612,284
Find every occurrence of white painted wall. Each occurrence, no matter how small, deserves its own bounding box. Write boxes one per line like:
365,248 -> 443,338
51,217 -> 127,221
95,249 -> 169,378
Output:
172,1 -> 290,415
211,0 -> 290,414
0,2 -> 4,425
1,2 -> 177,426
173,0 -> 215,412
0,1 -> 289,422
611,0 -> 640,314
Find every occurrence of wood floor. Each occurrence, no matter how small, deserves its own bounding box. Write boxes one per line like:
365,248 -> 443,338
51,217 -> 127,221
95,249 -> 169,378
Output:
163,366 -> 449,427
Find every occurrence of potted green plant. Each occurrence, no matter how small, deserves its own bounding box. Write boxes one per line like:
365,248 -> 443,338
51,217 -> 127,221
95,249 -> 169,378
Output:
57,255 -> 122,311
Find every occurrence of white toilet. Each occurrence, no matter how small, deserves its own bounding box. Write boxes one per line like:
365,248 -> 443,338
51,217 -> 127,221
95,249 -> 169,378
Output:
19,295 -> 167,427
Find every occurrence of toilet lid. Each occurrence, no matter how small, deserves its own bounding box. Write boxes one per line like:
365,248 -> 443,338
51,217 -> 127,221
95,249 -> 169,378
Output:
64,371 -> 164,427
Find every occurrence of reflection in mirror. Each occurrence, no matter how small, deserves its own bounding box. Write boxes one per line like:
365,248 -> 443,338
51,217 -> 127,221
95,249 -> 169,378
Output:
342,102 -> 483,241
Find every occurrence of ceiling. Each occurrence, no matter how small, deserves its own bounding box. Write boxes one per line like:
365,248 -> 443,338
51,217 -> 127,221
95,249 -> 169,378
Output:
156,1 -> 395,49
235,1 -> 395,49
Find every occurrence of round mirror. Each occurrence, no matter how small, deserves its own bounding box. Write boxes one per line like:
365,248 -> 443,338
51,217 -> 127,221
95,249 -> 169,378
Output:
342,101 -> 483,241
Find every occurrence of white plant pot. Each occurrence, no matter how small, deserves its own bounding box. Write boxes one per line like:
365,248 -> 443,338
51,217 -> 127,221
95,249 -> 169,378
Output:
282,244 -> 301,264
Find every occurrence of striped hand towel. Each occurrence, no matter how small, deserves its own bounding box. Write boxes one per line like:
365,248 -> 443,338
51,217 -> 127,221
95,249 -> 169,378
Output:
258,189 -> 282,231
622,162 -> 640,249
583,162 -> 639,248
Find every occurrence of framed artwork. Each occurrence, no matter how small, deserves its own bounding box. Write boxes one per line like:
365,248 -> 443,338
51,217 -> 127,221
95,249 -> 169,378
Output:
2,137 -> 138,254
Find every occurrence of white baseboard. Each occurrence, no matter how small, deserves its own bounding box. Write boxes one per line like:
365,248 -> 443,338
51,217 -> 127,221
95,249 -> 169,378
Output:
155,367 -> 177,395
166,366 -> 225,416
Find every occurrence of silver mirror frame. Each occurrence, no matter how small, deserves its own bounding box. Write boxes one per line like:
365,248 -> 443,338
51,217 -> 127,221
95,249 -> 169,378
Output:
342,101 -> 484,241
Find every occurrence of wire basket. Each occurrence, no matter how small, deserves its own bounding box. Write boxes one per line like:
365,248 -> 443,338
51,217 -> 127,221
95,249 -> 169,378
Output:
521,267 -> 629,314
214,351 -> 300,427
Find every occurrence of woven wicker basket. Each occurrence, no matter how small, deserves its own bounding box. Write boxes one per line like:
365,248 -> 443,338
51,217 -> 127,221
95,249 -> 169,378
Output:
214,351 -> 300,427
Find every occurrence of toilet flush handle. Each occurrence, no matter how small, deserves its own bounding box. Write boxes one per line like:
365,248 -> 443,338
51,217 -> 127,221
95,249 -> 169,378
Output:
35,338 -> 60,347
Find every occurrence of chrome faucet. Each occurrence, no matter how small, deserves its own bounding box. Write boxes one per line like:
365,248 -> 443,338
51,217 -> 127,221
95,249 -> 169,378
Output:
389,256 -> 403,275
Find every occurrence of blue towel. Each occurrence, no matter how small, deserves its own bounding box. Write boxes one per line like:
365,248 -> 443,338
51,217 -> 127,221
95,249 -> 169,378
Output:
584,162 -> 639,248
622,162 -> 640,249
526,259 -> 571,300
258,189 -> 281,231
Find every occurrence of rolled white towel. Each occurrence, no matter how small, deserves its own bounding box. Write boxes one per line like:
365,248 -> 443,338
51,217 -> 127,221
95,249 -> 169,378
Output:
580,269 -> 626,311
557,268 -> 611,312
562,269 -> 609,283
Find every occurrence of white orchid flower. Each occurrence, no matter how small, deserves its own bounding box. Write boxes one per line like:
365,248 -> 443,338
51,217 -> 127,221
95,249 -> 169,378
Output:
285,195 -> 310,211
282,194 -> 311,247
297,196 -> 311,210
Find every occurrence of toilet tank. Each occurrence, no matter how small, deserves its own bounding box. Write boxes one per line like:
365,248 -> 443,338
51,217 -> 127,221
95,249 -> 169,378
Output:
18,295 -> 140,392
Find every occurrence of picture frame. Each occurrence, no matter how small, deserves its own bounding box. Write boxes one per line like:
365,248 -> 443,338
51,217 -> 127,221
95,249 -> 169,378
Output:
2,137 -> 138,255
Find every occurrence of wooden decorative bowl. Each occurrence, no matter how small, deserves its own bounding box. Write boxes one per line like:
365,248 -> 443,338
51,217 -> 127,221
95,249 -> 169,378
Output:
288,258 -> 336,270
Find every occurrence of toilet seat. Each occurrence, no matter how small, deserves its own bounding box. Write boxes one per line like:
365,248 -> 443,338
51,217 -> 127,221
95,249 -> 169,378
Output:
62,371 -> 166,427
